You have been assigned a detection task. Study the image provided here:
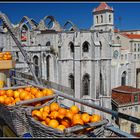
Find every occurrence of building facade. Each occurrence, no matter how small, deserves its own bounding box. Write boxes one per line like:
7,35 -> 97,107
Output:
0,2 -> 139,120
112,86 -> 140,133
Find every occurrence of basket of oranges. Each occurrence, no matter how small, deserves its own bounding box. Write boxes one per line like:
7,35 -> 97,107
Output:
0,85 -> 56,136
25,100 -> 109,137
0,52 -> 15,70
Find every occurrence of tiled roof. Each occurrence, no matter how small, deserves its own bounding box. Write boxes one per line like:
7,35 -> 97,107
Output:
94,2 -> 113,12
112,86 -> 140,105
122,33 -> 140,39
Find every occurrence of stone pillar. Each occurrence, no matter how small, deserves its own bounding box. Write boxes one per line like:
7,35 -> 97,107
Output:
74,44 -> 81,108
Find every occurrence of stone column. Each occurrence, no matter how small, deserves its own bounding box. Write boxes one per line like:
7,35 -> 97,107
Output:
74,44 -> 81,108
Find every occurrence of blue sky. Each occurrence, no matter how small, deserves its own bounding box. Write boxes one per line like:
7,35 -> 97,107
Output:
0,2 -> 140,30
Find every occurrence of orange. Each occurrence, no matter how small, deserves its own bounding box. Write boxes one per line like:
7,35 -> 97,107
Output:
50,102 -> 60,112
13,91 -> 20,98
31,87 -> 39,95
6,89 -> 14,97
35,91 -> 44,98
42,111 -> 49,121
4,97 -> 12,105
58,108 -> 67,116
73,118 -> 84,126
56,125 -> 66,131
32,110 -> 38,116
5,52 -> 11,55
72,114 -> 81,122
42,88 -> 48,96
56,114 -> 64,120
61,117 -> 71,128
33,110 -> 42,120
45,117 -> 51,125
15,97 -> 21,103
81,113 -> 90,124
43,106 -> 50,114
40,108 -> 44,113
41,121 -> 47,126
19,91 -> 28,100
0,90 -> 6,96
0,96 -> 5,104
48,119 -> 59,129
90,114 -> 101,122
70,105 -> 79,114
17,88 -> 24,93
50,111 -> 59,119
24,94 -> 32,100
46,89 -> 54,96
25,87 -> 31,92
65,111 -> 74,120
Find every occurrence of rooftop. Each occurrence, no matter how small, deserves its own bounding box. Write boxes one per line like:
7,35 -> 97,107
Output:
112,86 -> 140,105
93,2 -> 113,12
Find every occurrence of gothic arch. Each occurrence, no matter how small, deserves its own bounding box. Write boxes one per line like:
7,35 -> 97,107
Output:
68,74 -> 74,90
63,20 -> 78,31
46,41 -> 51,46
69,42 -> 74,53
100,73 -> 104,95
121,71 -> 127,86
82,73 -> 90,96
19,16 -> 37,30
46,55 -> 51,80
82,41 -> 90,52
33,55 -> 39,77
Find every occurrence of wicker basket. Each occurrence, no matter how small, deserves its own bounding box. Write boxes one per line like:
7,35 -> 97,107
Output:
25,100 -> 108,138
0,85 -> 57,137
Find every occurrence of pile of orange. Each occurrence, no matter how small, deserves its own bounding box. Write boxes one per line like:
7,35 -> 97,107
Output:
31,102 -> 102,132
0,52 -> 12,61
0,87 -> 54,106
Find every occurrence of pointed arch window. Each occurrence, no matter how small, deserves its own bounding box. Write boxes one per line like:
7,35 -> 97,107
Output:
109,15 -> 111,23
46,41 -> 51,46
46,55 -> 51,80
100,73 -> 104,95
101,15 -> 103,23
82,74 -> 90,96
33,55 -> 39,77
69,74 -> 74,90
82,41 -> 89,52
69,42 -> 74,53
96,16 -> 99,24
121,71 -> 126,86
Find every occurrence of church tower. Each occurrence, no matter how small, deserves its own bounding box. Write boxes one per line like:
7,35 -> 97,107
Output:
93,2 -> 114,32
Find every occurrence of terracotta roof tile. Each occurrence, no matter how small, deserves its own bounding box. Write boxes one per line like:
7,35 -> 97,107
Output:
94,2 -> 113,12
122,33 -> 140,39
112,86 -> 140,105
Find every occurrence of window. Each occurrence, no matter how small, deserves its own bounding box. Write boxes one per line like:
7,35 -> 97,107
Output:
109,15 -> 111,23
134,54 -> 136,59
121,54 -> 123,59
16,52 -> 19,61
69,74 -> 74,90
121,71 -> 126,86
131,123 -> 136,133
46,41 -> 51,46
70,42 -> 74,53
100,73 -> 104,96
125,54 -> 127,60
101,15 -> 103,23
82,74 -> 90,96
38,44 -> 41,46
135,106 -> 138,112
134,43 -> 136,52
82,41 -> 89,52
134,95 -> 138,102
46,55 -> 51,80
96,16 -> 98,24
33,55 -> 39,77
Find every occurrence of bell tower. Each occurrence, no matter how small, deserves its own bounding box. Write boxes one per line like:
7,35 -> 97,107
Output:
92,2 -> 114,32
